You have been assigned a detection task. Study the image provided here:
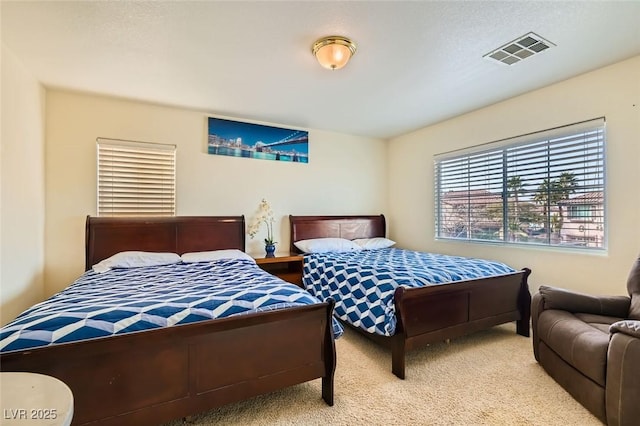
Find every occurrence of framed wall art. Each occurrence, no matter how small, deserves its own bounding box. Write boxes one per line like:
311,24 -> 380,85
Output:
207,117 -> 308,163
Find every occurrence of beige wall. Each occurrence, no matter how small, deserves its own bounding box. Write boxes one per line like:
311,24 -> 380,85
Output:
5,52 -> 638,322
0,44 -> 46,325
44,90 -> 388,295
388,55 -> 640,296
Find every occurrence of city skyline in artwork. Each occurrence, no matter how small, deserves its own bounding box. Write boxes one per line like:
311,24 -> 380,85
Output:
207,117 -> 309,163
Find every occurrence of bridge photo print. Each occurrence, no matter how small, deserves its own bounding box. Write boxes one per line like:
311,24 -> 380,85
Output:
207,116 -> 309,163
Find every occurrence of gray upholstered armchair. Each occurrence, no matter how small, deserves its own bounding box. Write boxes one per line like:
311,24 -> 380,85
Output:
532,255 -> 640,426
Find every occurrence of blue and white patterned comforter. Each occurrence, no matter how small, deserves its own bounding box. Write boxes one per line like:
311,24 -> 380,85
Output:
1,258 -> 343,352
303,248 -> 517,337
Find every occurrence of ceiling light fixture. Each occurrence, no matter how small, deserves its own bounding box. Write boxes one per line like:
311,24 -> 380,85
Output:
312,36 -> 357,70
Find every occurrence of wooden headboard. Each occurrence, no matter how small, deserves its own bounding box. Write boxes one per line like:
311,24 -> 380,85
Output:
85,216 -> 245,270
289,215 -> 386,254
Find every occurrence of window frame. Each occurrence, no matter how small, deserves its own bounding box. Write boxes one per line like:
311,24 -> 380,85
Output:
434,118 -> 606,251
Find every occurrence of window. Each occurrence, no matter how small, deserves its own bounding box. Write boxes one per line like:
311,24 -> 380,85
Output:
435,118 -> 605,250
97,138 -> 176,217
568,204 -> 595,221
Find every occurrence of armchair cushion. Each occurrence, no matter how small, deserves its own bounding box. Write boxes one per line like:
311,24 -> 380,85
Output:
575,313 -> 625,333
538,285 -> 630,318
537,309 -> 610,386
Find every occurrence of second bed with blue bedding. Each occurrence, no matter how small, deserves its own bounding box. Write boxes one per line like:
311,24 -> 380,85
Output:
303,248 -> 517,337
290,214 -> 531,379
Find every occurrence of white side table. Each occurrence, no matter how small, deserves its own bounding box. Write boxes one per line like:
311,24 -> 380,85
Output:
0,372 -> 73,426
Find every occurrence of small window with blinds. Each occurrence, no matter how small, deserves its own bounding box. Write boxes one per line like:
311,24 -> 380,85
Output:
97,138 -> 176,217
434,117 -> 605,250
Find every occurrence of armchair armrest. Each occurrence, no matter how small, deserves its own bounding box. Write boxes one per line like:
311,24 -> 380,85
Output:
607,321 -> 640,425
610,320 -> 640,339
537,285 -> 630,317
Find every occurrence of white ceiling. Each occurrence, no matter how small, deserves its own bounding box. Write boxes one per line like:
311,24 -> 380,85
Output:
2,1 -> 639,139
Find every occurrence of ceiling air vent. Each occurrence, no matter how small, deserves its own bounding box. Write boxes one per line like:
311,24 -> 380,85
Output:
484,32 -> 555,65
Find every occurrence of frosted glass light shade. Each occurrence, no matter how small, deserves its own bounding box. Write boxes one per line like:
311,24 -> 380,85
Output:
312,36 -> 357,70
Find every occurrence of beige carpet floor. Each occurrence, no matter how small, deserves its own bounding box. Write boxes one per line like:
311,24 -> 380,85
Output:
165,324 -> 602,425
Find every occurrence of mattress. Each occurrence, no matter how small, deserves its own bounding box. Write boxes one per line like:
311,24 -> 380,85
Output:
1,258 -> 343,352
303,248 -> 517,336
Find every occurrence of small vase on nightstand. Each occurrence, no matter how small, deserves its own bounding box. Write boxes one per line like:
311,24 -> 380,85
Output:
265,243 -> 276,258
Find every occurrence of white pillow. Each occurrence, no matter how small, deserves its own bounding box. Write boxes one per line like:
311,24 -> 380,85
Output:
181,249 -> 255,264
294,238 -> 362,254
352,237 -> 396,250
92,251 -> 181,274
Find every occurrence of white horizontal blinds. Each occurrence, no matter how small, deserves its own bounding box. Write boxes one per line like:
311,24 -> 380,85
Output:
435,150 -> 504,241
435,117 -> 605,249
97,138 -> 176,217
468,150 -> 503,241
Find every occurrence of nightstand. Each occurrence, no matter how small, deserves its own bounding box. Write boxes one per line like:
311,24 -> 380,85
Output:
254,253 -> 304,287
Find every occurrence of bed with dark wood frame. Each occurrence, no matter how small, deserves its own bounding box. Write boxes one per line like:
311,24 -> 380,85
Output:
0,216 -> 336,426
289,214 -> 531,379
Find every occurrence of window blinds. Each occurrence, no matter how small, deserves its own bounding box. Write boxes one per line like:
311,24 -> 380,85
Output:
434,117 -> 605,249
97,138 -> 176,217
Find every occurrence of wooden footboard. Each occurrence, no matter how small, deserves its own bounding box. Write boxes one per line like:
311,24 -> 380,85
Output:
0,301 -> 336,425
371,268 -> 531,379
